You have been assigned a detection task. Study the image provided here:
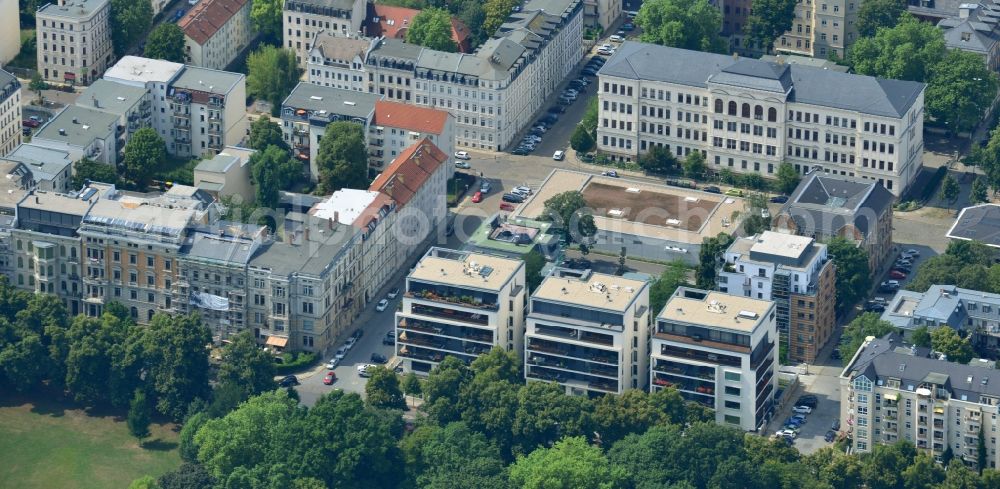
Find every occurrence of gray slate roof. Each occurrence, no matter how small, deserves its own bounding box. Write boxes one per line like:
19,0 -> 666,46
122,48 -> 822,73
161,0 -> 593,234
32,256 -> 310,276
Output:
846,334 -> 1000,402
599,42 -> 925,118
34,105 -> 120,148
779,172 -> 895,239
281,82 -> 382,118
78,79 -> 148,118
948,203 -> 1000,247
172,66 -> 243,95
368,38 -> 423,63
3,144 -> 73,184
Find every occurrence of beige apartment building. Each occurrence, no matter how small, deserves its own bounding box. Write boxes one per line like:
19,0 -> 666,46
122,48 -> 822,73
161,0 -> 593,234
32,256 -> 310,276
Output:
396,248 -> 527,374
0,71 -> 21,157
180,0 -> 253,71
36,0 -> 113,85
284,0 -> 368,65
526,269 -> 651,395
775,0 -> 861,59
0,0 -> 21,65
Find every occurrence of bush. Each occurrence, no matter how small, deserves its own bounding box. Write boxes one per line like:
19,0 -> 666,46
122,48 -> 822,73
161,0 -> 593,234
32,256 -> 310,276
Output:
273,351 -> 318,374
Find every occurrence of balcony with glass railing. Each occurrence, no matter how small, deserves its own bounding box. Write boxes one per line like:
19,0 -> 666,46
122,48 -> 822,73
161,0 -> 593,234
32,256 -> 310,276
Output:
526,337 -> 618,365
526,351 -> 619,379
526,364 -> 619,393
409,302 -> 491,325
398,317 -> 494,343
534,323 -> 614,347
651,359 -> 715,381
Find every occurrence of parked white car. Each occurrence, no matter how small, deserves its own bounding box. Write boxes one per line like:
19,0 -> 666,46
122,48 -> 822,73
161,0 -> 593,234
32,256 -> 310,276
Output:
376,299 -> 389,312
357,364 -> 377,377
792,405 -> 812,414
455,151 -> 471,160
609,34 -> 624,42
334,346 -> 348,360
776,429 -> 797,439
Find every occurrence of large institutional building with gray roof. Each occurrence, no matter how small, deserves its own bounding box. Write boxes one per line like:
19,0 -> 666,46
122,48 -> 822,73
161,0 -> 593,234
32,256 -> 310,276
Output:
596,42 -> 925,196
841,334 -> 1000,468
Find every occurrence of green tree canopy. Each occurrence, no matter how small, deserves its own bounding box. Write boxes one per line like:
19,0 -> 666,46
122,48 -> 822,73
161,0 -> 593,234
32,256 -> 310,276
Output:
127,389 -> 152,441
649,261 -> 689,314
570,124 -> 596,152
856,0 -> 907,37
911,325 -> 932,348
776,162 -> 801,195
144,23 -> 186,63
696,232 -> 733,289
926,49 -> 999,135
682,151 -> 707,179
542,191 -> 597,245
110,0 -> 153,58
636,0 -> 726,53
248,117 -> 288,152
407,8 -> 459,52
157,462 -> 216,489
72,158 -> 118,188
250,0 -> 283,43
123,127 -> 167,188
827,236 -> 871,311
744,0 -> 798,51
509,436 -> 627,489
315,121 -> 369,193
216,332 -> 276,399
422,356 -> 473,424
247,46 -> 301,116
523,250 -> 546,292
483,0 -> 520,40
400,422 -> 509,489
848,13 -> 945,82
142,313 -> 212,420
639,145 -> 680,175
250,145 -> 301,208
939,173 -> 960,208
841,312 -> 896,363
971,177 -> 989,205
930,326 -> 975,364
366,366 -> 407,410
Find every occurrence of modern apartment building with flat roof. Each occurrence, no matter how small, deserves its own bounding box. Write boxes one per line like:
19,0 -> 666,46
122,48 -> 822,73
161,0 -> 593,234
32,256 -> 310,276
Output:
396,247 -> 527,374
652,287 -> 777,431
525,268 -> 650,395
718,231 -> 836,364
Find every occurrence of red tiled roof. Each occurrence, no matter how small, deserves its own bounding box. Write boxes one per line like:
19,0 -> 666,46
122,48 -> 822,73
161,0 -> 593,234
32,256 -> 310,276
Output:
370,138 -> 447,207
374,100 -> 449,135
368,4 -> 471,52
179,0 -> 248,46
353,192 -> 395,230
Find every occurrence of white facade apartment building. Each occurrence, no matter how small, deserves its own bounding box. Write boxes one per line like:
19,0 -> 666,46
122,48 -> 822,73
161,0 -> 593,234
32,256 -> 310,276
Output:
842,335 -> 1000,469
396,248 -> 527,375
597,42 -> 926,196
0,71 -> 21,156
525,269 -> 651,395
102,56 -> 247,159
166,67 -> 247,158
307,32 -> 373,92
36,0 -> 113,86
652,287 -> 778,432
413,0 -> 584,150
309,188 -> 398,307
284,0 -> 368,65
179,0 -> 253,71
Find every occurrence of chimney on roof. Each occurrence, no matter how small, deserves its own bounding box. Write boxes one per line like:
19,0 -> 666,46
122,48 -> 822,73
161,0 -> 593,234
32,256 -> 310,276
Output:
732,52 -> 739,60
334,211 -> 339,225
92,96 -> 99,108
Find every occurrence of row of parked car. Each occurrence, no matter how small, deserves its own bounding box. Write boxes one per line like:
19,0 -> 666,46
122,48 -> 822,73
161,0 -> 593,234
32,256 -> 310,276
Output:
774,395 -> 837,443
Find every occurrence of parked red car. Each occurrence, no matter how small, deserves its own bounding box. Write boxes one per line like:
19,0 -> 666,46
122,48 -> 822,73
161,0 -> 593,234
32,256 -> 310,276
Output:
500,202 -> 515,211
889,270 -> 907,280
323,371 -> 337,385
471,191 -> 483,203
22,119 -> 39,128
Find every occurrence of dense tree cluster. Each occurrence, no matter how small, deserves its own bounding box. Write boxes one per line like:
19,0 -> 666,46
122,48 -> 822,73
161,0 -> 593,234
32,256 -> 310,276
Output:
849,14 -> 999,135
376,0 -> 489,46
246,46 -> 302,117
542,191 -> 597,248
827,237 -> 871,312
314,121 -> 370,193
635,0 -> 726,53
0,280 -> 212,420
907,240 -> 1000,294
407,8 -> 460,52
137,346 -> 1000,488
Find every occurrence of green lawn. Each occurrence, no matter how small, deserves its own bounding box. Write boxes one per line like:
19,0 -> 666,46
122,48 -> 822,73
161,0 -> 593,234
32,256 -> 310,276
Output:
0,394 -> 181,489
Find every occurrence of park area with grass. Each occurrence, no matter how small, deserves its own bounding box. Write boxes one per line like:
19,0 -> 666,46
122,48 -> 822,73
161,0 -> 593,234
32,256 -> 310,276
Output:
0,393 -> 181,489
